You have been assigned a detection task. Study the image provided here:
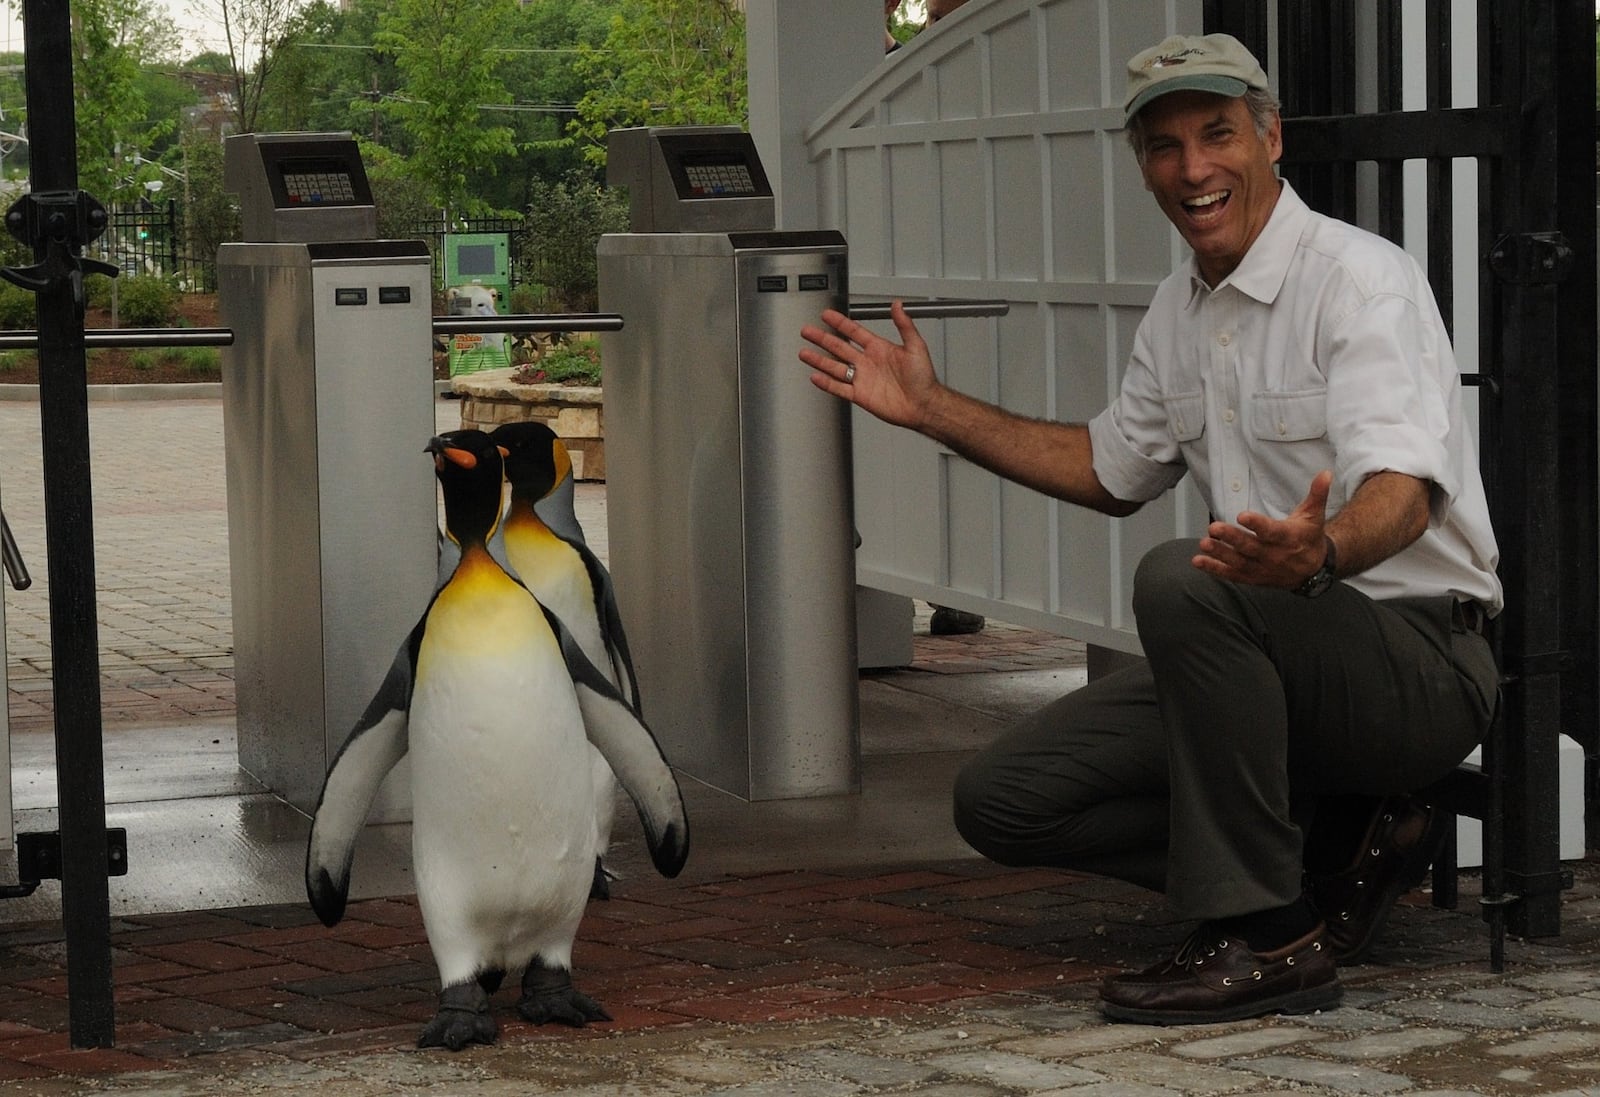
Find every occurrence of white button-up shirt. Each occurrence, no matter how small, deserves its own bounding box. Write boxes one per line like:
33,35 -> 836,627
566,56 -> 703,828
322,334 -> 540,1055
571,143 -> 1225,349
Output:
1089,182 -> 1503,613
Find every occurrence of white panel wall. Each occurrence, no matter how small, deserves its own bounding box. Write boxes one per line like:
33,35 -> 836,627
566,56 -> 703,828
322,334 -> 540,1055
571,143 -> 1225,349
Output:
805,0 -> 1206,651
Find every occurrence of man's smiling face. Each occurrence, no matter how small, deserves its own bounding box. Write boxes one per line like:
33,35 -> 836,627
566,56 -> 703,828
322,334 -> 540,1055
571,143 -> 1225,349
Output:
1136,90 -> 1283,286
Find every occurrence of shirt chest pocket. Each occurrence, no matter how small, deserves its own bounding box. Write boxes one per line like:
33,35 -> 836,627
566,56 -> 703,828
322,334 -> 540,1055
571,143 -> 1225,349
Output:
1250,388 -> 1328,442
1161,391 -> 1206,442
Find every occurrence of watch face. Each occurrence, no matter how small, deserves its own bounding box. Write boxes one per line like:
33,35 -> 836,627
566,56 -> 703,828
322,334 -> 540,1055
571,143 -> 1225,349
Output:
1296,564 -> 1335,598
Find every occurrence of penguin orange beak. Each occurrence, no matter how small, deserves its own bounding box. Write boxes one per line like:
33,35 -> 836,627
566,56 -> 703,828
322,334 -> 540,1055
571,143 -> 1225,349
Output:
426,437 -> 477,470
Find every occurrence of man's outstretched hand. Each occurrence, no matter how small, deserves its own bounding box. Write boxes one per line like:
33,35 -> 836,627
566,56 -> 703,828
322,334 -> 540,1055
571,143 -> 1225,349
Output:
799,301 -> 941,431
1192,470 -> 1334,589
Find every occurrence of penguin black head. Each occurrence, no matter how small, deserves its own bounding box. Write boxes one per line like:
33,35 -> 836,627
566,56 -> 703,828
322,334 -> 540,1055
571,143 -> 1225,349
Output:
427,430 -> 506,548
489,421 -> 569,503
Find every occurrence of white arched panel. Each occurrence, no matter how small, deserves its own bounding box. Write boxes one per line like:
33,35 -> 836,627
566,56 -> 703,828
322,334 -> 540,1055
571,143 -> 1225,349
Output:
807,0 -> 1206,651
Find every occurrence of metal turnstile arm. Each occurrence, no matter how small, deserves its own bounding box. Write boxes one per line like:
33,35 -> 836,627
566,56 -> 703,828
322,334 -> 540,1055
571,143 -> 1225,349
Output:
848,300 -> 1010,321
0,510 -> 28,590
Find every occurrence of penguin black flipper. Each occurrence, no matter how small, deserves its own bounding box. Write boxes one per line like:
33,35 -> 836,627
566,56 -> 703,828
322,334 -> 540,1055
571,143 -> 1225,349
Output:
544,606 -> 689,878
305,617 -> 426,926
573,540 -> 642,714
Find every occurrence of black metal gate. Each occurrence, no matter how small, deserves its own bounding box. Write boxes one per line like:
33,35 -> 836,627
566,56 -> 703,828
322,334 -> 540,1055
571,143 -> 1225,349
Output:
1205,0 -> 1598,951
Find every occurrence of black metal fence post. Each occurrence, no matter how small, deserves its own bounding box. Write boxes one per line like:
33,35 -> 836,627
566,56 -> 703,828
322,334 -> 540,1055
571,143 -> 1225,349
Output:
15,0 -> 116,1048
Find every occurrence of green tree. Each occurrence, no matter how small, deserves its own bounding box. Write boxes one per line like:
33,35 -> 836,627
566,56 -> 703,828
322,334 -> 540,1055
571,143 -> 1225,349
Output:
188,0 -> 303,133
568,0 -> 746,166
178,134 -> 238,291
258,1 -> 402,139
134,67 -> 201,163
0,51 -> 29,182
358,139 -> 436,240
70,0 -> 176,201
464,0 -> 613,211
519,169 -> 628,311
375,0 -> 518,218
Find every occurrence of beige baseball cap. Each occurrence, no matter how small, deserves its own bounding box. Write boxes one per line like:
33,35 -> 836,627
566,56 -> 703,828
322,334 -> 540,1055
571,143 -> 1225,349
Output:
1124,33 -> 1269,123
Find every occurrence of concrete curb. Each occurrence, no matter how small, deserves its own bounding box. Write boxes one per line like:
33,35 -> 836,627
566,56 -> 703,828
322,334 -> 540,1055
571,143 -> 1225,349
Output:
0,382 -> 223,402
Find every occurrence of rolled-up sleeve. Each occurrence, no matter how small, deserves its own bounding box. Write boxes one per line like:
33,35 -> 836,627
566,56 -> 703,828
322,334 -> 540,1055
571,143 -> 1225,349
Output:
1089,326 -> 1189,503
1090,403 -> 1187,503
1325,291 -> 1458,525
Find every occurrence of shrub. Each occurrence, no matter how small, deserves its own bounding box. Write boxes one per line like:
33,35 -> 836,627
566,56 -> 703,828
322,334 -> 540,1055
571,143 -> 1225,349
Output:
512,336 -> 601,386
0,280 -> 34,330
85,273 -> 114,310
172,345 -> 220,376
519,172 -> 628,313
116,276 -> 179,327
508,283 -> 554,314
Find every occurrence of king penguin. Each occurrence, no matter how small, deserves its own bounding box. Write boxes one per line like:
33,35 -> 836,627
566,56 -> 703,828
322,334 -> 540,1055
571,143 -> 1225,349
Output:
492,421 -> 640,898
306,429 -> 689,1050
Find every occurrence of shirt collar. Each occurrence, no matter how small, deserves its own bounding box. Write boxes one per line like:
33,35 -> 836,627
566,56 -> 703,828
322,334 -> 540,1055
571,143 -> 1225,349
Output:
1184,179 -> 1309,308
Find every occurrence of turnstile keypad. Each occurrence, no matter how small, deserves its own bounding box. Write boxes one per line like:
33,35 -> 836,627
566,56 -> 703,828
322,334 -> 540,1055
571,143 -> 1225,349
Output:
683,163 -> 757,196
283,171 -> 358,205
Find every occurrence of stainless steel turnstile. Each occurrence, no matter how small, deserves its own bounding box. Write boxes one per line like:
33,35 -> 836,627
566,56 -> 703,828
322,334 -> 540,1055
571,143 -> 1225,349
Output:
602,231 -> 857,802
219,133 -> 435,819
601,128 -> 859,801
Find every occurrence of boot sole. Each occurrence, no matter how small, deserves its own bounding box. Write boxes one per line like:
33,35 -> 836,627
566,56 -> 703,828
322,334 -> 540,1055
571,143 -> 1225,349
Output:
1101,982 -> 1344,1026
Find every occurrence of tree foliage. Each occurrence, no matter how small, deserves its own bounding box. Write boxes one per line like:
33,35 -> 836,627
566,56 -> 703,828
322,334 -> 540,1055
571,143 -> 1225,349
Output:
569,0 -> 746,165
519,170 -> 628,312
358,139 -> 436,240
470,0 -> 612,210
188,0 -> 303,133
178,134 -> 238,291
70,0 -> 178,201
373,0 -> 518,218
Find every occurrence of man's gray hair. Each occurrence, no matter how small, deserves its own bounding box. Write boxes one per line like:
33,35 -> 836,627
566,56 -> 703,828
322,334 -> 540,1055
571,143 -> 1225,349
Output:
1124,86 -> 1282,162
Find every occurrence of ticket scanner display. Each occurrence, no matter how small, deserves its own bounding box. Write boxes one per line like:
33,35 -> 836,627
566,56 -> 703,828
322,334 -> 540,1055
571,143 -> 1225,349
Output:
606,126 -> 775,233
220,132 -> 434,821
224,132 -> 378,244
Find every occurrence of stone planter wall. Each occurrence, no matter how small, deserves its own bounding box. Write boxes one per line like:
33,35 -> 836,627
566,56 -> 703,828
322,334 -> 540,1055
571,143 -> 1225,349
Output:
451,367 -> 606,481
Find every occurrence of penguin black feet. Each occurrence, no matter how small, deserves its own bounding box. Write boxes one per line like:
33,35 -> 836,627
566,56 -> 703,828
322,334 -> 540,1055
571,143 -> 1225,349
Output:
418,981 -> 499,1050
588,855 -> 612,901
517,958 -> 611,1027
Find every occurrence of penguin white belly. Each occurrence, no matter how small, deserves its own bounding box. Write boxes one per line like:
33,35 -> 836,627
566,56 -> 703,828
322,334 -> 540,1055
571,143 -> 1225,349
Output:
410,580 -> 596,989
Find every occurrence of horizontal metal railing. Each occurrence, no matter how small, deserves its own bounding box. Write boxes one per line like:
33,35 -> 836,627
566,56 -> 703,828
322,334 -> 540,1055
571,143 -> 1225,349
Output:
848,299 -> 1010,320
431,313 -> 624,336
0,328 -> 234,350
0,303 -> 1008,353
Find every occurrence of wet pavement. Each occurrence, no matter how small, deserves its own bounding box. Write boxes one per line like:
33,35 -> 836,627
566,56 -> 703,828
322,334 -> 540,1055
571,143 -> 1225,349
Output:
0,393 -> 1595,1096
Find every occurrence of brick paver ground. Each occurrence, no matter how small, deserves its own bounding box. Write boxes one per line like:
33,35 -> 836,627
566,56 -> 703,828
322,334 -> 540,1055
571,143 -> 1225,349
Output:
0,858 -> 1595,1094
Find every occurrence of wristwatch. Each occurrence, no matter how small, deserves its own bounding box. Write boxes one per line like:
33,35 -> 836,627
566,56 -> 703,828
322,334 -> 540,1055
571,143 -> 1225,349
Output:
1292,536 -> 1338,598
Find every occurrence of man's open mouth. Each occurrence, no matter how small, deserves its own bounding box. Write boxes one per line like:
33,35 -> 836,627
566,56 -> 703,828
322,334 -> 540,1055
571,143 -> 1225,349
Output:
1182,189 -> 1231,223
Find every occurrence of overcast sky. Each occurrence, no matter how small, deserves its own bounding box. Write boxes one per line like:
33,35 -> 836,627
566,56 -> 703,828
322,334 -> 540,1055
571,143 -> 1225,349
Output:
0,3 -> 231,61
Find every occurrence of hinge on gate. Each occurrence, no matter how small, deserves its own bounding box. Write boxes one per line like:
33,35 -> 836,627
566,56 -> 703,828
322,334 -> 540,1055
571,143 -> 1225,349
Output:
15,829 -> 129,884
1488,232 -> 1575,285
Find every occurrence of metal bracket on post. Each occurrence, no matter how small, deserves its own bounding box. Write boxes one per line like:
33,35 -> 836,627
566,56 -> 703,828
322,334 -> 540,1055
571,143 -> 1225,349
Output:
16,830 -> 129,884
1487,232 -> 1574,285
1,191 -> 119,306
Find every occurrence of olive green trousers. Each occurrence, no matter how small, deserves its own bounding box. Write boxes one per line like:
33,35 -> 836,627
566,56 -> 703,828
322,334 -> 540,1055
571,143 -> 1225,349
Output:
952,539 -> 1499,920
